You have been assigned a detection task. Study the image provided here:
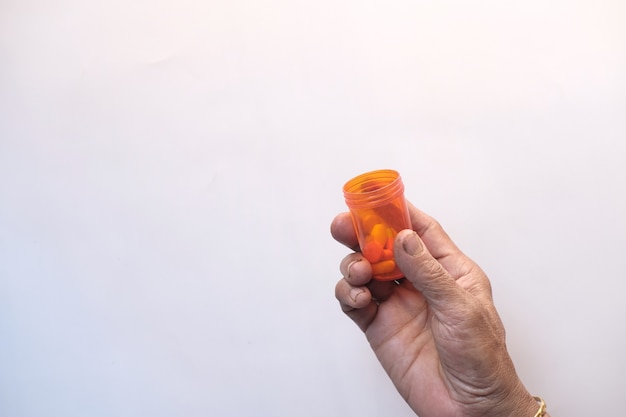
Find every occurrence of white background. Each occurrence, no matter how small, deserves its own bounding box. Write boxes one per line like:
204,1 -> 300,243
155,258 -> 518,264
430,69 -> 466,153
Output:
1,1 -> 625,416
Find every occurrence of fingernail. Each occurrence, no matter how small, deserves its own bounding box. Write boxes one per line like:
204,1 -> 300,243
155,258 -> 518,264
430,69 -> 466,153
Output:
350,288 -> 365,303
346,259 -> 361,280
402,231 -> 422,256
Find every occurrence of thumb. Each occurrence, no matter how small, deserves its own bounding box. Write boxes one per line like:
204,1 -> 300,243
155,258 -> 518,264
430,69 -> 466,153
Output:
394,229 -> 469,316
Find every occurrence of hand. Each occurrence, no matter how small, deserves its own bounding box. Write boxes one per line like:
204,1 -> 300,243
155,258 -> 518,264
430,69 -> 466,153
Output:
332,202 -> 544,417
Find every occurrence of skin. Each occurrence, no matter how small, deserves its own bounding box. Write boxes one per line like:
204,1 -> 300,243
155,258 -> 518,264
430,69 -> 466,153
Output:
332,202 -> 550,417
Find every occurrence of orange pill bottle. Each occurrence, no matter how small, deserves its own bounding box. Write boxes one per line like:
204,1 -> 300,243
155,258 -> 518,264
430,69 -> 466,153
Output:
343,169 -> 412,281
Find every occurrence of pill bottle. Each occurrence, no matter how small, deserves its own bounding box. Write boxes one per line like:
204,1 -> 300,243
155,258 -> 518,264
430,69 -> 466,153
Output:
343,169 -> 412,281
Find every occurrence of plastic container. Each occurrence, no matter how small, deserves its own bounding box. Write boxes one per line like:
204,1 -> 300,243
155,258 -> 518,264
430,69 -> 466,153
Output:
343,169 -> 412,280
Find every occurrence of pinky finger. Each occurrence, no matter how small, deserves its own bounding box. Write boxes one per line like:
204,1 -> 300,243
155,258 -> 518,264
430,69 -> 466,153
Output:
343,301 -> 378,332
335,279 -> 379,332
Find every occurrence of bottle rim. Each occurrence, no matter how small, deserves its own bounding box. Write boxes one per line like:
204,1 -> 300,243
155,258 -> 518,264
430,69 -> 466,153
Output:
343,169 -> 404,208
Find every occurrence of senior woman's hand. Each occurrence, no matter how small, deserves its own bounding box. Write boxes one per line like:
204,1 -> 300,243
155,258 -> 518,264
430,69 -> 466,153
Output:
332,202 -> 548,417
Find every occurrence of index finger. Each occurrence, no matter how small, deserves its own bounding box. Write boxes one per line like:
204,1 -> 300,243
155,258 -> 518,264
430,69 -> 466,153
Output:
330,212 -> 359,250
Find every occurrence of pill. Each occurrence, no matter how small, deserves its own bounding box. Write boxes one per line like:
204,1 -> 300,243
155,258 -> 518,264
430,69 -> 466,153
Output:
372,260 -> 396,275
362,240 -> 384,263
370,223 -> 387,246
384,236 -> 394,250
382,249 -> 393,260
363,213 -> 382,231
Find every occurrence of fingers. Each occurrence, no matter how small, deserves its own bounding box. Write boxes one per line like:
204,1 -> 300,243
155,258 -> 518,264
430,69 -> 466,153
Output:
339,255 -> 371,286
335,257 -> 377,331
335,281 -> 378,332
333,203 -> 489,330
335,277 -> 372,311
335,254 -> 397,331
330,212 -> 359,250
338,254 -> 397,300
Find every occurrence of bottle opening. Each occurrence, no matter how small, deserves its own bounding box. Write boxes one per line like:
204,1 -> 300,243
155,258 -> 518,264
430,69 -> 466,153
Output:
343,169 -> 404,208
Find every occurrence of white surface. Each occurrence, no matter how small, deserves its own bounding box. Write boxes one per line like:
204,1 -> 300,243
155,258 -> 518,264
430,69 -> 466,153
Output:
1,1 -> 625,416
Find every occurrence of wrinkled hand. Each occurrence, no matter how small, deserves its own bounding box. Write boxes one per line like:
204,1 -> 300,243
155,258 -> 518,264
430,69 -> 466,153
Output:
332,202 -> 542,417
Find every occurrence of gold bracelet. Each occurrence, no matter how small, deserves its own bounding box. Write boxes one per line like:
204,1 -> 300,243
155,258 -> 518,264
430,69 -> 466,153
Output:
533,396 -> 547,417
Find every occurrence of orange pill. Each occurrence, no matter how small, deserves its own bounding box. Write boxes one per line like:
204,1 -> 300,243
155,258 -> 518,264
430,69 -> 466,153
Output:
363,213 -> 382,231
370,223 -> 387,246
382,249 -> 393,260
362,240 -> 384,263
384,236 -> 394,250
371,260 -> 396,275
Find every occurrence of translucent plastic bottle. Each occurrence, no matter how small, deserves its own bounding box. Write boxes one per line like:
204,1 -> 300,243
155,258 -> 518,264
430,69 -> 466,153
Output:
343,169 -> 412,281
